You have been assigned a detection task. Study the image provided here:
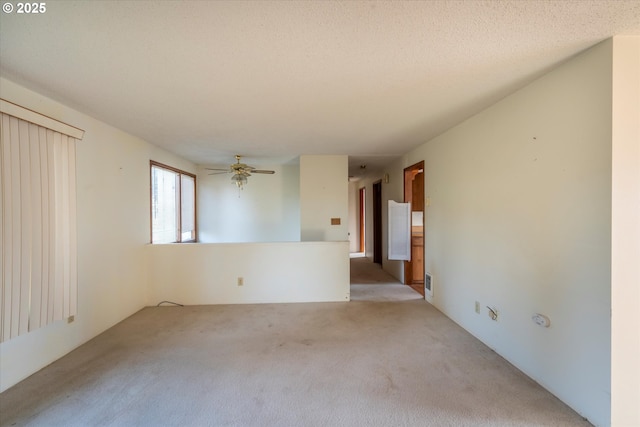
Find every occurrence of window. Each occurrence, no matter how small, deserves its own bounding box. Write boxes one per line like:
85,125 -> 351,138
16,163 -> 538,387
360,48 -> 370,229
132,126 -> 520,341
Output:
150,161 -> 196,243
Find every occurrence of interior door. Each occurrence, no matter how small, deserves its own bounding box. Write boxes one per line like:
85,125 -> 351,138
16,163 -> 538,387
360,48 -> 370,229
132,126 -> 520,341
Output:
373,180 -> 382,265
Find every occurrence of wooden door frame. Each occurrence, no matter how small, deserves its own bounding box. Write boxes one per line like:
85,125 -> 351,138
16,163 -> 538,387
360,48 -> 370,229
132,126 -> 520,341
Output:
403,161 -> 424,292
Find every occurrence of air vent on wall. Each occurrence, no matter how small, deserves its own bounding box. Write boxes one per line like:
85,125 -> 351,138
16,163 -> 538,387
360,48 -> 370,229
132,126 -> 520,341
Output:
425,272 -> 433,297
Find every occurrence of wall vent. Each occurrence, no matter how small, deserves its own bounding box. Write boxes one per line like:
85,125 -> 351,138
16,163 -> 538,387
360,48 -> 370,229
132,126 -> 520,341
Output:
425,272 -> 433,297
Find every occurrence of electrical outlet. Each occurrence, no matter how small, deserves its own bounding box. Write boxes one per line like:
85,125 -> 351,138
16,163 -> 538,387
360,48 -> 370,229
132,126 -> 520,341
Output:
237,277 -> 243,286
475,301 -> 480,314
532,313 -> 551,328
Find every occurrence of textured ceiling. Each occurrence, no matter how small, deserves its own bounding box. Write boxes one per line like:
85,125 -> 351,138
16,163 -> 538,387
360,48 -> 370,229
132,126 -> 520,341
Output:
1,1 -> 639,178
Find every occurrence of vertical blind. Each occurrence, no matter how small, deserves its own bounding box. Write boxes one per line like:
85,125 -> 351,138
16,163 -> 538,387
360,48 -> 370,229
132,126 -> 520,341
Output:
0,99 -> 84,343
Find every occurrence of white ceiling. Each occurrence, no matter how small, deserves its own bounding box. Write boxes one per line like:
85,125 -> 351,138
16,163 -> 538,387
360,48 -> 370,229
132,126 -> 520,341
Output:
1,1 -> 639,178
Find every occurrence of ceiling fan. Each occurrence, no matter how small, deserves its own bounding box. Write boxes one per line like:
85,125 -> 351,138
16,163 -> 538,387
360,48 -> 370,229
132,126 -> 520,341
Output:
205,155 -> 275,189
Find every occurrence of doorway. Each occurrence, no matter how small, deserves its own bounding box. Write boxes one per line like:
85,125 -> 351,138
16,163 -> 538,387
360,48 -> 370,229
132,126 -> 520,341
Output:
404,162 -> 425,296
359,187 -> 366,253
372,180 -> 382,265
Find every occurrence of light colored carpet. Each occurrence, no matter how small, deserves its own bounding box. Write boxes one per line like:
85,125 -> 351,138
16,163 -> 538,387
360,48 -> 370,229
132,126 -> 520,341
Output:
350,257 -> 423,302
0,258 -> 591,426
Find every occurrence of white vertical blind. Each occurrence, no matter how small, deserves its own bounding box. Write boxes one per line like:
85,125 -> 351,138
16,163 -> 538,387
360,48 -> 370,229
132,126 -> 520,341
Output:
0,101 -> 83,343
388,200 -> 411,261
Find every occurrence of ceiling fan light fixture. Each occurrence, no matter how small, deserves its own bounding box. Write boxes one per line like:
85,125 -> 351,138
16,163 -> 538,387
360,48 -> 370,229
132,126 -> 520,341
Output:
207,155 -> 274,191
231,173 -> 248,188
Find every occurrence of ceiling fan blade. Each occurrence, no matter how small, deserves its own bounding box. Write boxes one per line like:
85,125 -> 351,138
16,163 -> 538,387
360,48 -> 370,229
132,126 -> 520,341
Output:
205,168 -> 231,171
208,171 -> 231,175
251,170 -> 275,174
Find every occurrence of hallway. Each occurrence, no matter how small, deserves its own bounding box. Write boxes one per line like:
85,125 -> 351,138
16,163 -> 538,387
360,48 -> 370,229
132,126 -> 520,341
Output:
349,256 -> 423,302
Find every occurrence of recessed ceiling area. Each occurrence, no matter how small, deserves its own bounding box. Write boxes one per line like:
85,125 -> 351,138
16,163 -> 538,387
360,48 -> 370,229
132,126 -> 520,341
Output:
1,1 -> 639,177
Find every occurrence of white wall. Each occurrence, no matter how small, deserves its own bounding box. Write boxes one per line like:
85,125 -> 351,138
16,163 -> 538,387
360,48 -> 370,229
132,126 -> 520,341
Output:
611,36 -> 640,427
148,241 -> 350,304
300,155 -> 349,241
0,78 -> 195,392
393,41 -> 613,426
197,161 -> 300,243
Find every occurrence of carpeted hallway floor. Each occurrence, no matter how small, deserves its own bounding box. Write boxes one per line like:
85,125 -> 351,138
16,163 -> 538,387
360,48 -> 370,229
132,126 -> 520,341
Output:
350,256 -> 423,302
0,257 -> 591,426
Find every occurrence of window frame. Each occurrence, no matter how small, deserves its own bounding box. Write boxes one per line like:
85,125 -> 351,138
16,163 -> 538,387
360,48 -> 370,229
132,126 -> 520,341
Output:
149,160 -> 197,244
